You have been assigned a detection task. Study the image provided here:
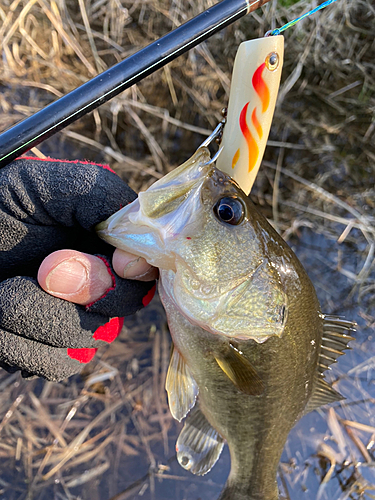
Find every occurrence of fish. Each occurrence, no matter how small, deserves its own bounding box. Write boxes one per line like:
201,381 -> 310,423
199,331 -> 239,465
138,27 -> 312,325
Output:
96,147 -> 355,500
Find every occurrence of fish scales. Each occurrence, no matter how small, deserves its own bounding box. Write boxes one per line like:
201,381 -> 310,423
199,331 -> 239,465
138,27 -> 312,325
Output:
97,148 -> 354,500
162,294 -> 320,499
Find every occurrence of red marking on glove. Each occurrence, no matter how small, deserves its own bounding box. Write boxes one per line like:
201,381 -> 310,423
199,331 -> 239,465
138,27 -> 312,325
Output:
99,164 -> 117,174
17,156 -> 116,173
142,283 -> 156,307
67,347 -> 98,363
93,317 -> 124,343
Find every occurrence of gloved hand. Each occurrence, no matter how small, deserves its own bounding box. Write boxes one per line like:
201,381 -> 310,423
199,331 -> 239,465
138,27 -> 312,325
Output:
0,157 -> 156,381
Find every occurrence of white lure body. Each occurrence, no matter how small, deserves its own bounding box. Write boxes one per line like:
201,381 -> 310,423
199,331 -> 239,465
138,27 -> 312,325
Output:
216,35 -> 284,194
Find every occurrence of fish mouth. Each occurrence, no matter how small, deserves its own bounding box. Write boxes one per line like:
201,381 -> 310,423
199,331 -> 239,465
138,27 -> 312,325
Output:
96,200 -> 175,269
96,147 -> 213,270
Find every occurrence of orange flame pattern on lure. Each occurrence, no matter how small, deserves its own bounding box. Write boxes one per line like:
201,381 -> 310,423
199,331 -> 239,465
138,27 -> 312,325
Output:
252,62 -> 270,113
216,36 -> 284,195
231,148 -> 240,169
232,62 -> 271,173
251,108 -> 262,139
238,102 -> 259,172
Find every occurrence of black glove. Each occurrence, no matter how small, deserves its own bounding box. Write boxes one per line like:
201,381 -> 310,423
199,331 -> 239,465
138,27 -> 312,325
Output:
0,157 -> 155,381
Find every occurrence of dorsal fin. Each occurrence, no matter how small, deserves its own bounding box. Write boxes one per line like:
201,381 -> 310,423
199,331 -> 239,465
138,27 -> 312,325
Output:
305,315 -> 356,415
317,315 -> 356,376
214,343 -> 264,396
304,378 -> 344,414
176,406 -> 224,476
165,345 -> 198,422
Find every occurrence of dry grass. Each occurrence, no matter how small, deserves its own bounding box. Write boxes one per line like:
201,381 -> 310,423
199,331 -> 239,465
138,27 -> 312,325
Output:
0,0 -> 374,499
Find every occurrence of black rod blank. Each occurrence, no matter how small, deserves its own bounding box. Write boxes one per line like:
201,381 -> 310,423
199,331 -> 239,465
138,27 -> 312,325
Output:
0,0 -> 269,168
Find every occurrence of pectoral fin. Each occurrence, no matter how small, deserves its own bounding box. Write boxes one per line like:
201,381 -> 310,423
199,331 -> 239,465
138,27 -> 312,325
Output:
176,406 -> 224,476
166,345 -> 198,422
214,343 -> 264,396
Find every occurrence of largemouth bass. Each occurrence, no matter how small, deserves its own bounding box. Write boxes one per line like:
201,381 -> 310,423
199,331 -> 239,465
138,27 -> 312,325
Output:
97,148 -> 355,500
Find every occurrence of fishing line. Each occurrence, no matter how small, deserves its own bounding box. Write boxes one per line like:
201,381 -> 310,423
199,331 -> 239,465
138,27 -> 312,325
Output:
266,0 -> 338,36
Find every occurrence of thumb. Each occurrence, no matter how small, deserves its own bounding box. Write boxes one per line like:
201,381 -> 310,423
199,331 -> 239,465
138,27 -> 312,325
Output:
38,250 -> 113,306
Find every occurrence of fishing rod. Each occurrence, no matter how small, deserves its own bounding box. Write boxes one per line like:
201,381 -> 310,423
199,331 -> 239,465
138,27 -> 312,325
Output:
0,0 -> 271,169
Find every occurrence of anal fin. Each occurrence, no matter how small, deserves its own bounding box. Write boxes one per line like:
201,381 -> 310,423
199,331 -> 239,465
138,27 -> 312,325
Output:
176,406 -> 224,476
166,345 -> 198,422
214,343 -> 264,396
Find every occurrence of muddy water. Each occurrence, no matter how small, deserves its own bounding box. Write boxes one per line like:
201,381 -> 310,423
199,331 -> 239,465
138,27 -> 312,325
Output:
279,229 -> 375,500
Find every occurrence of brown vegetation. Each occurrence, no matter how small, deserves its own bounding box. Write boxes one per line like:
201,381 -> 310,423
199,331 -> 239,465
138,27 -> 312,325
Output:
0,0 -> 374,499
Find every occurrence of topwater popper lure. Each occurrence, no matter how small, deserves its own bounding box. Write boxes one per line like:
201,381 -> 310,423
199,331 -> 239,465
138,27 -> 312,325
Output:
216,36 -> 284,195
216,0 -> 338,193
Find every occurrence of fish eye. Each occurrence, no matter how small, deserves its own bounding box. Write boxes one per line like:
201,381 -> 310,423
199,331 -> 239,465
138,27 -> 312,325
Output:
265,52 -> 279,71
213,197 -> 245,225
